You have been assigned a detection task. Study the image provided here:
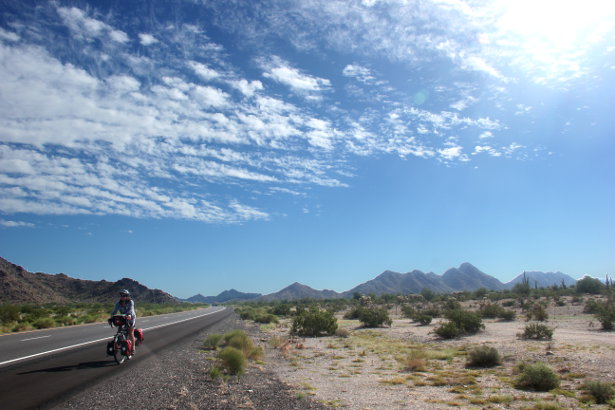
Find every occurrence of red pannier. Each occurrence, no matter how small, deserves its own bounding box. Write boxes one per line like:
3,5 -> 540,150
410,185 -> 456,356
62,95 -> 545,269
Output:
112,316 -> 125,326
134,328 -> 144,345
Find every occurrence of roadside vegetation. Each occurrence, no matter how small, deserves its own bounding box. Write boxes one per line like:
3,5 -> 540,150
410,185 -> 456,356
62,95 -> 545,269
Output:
231,274 -> 615,408
0,302 -> 209,333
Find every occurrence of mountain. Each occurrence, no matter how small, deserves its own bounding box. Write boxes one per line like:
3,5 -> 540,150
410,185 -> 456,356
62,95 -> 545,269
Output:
343,269 -> 452,296
505,271 -> 577,289
186,289 -> 261,304
260,282 -> 342,301
441,262 -> 506,291
0,256 -> 176,304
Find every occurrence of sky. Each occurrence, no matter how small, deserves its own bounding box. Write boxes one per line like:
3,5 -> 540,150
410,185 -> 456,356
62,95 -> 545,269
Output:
0,0 -> 614,299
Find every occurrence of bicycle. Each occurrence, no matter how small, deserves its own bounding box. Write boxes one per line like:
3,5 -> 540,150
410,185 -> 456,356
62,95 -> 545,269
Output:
106,314 -> 143,364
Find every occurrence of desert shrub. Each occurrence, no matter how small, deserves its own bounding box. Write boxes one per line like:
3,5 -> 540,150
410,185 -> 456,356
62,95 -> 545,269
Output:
209,365 -> 223,380
403,350 -> 428,372
291,307 -> 337,337
357,307 -> 392,328
203,333 -> 224,350
0,304 -> 20,324
223,330 -> 262,360
422,306 -> 441,318
269,303 -> 291,317
590,300 -> 615,330
499,309 -> 516,321
582,380 -> 615,404
515,362 -> 560,391
576,276 -> 605,294
32,318 -> 55,329
519,323 -> 554,340
401,304 -> 416,319
218,346 -> 246,375
479,303 -> 505,319
434,321 -> 461,339
583,299 -> 600,314
253,313 -> 279,324
343,306 -> 362,320
526,303 -> 549,321
466,346 -> 501,368
446,309 -> 484,334
414,313 -> 433,326
56,316 -> 77,326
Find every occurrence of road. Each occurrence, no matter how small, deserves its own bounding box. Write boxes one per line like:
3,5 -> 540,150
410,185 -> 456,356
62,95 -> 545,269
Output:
0,307 -> 232,409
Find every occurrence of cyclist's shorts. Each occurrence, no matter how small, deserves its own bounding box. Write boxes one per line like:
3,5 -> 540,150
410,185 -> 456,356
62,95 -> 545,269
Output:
127,318 -> 136,328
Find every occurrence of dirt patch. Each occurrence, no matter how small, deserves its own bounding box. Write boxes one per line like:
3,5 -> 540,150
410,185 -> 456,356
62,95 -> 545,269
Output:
260,298 -> 615,409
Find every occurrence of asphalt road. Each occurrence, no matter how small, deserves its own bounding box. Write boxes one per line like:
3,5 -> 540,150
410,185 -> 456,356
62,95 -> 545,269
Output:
0,307 -> 231,409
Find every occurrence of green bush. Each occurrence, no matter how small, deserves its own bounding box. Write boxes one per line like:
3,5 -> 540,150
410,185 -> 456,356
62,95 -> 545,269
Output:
526,303 -> 549,322
223,330 -> 262,360
291,307 -> 337,337
204,333 -> 224,350
400,305 -> 416,319
576,276 -> 605,294
414,313 -> 433,326
32,318 -> 55,329
0,304 -> 20,324
479,303 -> 505,319
499,309 -> 516,321
434,321 -> 460,339
592,300 -> 615,330
218,346 -> 246,375
466,346 -> 501,368
515,362 -> 560,391
519,323 -> 554,340
357,307 -> 392,328
582,380 -> 615,404
343,306 -> 362,320
446,309 -> 484,334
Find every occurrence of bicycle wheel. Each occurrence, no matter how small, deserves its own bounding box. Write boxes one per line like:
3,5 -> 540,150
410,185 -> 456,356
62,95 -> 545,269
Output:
113,335 -> 127,365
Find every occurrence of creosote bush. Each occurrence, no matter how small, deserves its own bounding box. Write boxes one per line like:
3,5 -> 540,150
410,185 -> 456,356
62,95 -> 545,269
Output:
582,380 -> 615,404
203,333 -> 224,350
519,322 -> 554,340
357,306 -> 392,328
291,307 -> 337,337
466,346 -> 501,368
434,309 -> 484,339
514,362 -> 560,391
218,346 -> 246,376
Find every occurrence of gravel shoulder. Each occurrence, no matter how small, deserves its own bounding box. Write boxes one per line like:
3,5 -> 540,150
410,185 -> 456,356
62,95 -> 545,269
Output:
54,313 -> 325,410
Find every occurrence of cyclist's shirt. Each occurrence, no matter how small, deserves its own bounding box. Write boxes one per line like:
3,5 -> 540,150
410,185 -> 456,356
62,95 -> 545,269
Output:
111,299 -> 137,325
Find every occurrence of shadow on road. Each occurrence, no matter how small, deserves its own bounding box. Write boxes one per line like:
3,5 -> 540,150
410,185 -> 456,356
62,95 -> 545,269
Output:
17,360 -> 116,374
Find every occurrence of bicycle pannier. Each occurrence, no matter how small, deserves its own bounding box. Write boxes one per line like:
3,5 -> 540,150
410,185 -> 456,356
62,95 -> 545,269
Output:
134,328 -> 144,345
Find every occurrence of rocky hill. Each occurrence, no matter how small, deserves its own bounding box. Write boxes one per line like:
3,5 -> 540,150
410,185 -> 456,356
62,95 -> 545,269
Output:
260,282 -> 342,301
0,257 -> 177,304
186,289 -> 261,304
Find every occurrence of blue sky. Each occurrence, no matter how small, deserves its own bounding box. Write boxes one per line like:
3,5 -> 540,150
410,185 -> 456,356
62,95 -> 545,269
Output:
0,0 -> 614,298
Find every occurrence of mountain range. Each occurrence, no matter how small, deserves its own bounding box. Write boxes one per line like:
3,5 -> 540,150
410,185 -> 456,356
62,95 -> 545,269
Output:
0,257 -> 176,304
1,255 -> 580,304
220,263 -> 578,302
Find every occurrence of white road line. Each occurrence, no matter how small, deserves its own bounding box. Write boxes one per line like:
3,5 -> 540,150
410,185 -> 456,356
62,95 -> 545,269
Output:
0,308 -> 226,368
21,336 -> 51,342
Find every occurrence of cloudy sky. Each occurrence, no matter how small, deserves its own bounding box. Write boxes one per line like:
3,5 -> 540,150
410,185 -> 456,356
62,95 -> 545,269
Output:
1,0 -> 614,298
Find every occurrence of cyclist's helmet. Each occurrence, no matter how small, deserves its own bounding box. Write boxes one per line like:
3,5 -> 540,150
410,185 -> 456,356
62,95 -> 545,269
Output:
119,289 -> 130,297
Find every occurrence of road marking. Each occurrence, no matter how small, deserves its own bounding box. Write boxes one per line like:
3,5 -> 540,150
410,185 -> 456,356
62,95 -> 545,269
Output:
0,307 -> 226,368
21,336 -> 51,342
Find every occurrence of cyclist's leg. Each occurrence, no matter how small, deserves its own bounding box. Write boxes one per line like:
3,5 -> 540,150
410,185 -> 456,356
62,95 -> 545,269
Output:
128,321 -> 136,352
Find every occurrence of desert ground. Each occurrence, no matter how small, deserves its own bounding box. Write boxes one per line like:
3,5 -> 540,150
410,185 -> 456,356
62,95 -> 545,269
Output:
258,297 -> 615,409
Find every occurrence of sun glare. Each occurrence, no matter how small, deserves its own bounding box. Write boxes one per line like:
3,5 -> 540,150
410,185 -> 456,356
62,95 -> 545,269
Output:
482,0 -> 615,82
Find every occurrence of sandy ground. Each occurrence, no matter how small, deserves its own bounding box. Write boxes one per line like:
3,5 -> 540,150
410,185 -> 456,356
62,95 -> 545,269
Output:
259,297 -> 615,409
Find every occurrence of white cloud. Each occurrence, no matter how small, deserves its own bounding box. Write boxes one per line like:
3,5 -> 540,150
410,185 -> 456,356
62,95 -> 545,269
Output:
57,6 -> 128,44
263,57 -> 331,95
138,33 -> 158,46
188,61 -> 220,81
0,28 -> 20,42
342,64 -> 374,83
230,79 -> 263,97
0,219 -> 34,228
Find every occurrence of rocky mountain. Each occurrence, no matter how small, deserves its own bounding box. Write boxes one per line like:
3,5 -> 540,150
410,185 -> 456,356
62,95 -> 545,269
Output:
260,282 -> 341,301
442,263 -> 506,291
505,271 -> 577,289
0,256 -> 177,304
343,269 -> 452,296
186,289 -> 261,304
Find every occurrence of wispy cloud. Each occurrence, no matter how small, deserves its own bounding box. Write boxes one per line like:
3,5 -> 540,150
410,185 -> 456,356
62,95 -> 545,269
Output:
262,57 -> 331,97
0,219 -> 35,228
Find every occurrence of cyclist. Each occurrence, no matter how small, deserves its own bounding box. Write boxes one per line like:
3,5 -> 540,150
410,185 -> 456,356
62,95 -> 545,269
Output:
110,289 -> 137,355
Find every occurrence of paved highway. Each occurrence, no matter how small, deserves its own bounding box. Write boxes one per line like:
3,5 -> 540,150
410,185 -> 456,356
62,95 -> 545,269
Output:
0,306 -> 232,409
